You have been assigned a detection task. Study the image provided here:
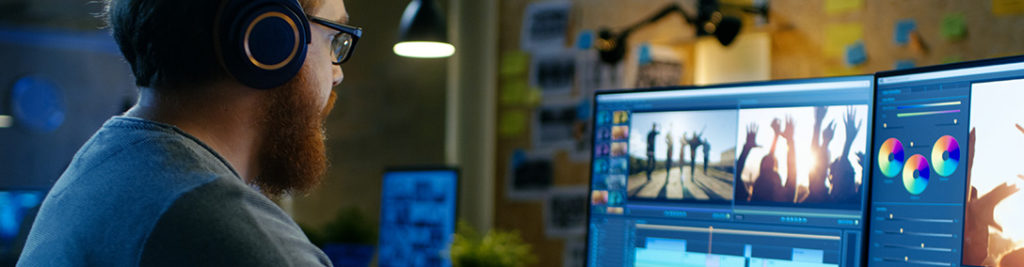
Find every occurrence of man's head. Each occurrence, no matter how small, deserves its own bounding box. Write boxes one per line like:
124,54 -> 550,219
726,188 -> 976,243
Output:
105,0 -> 351,195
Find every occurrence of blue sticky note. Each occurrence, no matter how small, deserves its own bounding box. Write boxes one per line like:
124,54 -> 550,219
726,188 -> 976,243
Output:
895,60 -> 916,70
576,30 -> 594,50
511,149 -> 527,168
894,19 -> 916,45
845,41 -> 867,66
638,43 -> 652,65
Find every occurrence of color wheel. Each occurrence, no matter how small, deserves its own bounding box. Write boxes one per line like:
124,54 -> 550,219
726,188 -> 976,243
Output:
931,135 -> 960,176
902,154 -> 929,195
878,138 -> 905,177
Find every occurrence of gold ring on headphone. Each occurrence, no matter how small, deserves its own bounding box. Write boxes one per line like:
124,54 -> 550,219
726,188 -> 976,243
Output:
244,11 -> 300,70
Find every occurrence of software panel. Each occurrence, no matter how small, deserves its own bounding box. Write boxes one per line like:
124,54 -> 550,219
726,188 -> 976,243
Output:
867,56 -> 1024,267
588,76 -> 874,267
377,168 -> 458,267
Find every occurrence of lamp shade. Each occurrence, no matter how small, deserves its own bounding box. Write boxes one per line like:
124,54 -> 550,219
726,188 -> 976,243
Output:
394,0 -> 455,58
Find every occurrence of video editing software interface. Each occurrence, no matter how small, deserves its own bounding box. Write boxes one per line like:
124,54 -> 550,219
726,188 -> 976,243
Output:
588,76 -> 874,267
867,57 -> 1024,266
377,169 -> 458,267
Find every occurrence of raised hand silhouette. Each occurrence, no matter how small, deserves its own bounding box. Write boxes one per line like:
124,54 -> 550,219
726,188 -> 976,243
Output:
736,123 -> 759,202
781,116 -> 795,141
814,106 -> 827,123
770,118 -> 782,137
744,123 -> 759,150
844,106 -> 862,143
823,121 -> 836,146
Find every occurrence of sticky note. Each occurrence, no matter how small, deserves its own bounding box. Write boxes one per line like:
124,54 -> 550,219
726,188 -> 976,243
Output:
940,13 -> 967,41
637,43 -> 652,65
824,23 -> 863,58
575,30 -> 594,50
499,110 -> 528,138
501,50 -> 530,77
525,87 -> 542,107
825,0 -> 863,15
501,79 -> 529,106
845,41 -> 867,66
894,60 -> 916,70
894,19 -> 916,45
992,0 -> 1024,16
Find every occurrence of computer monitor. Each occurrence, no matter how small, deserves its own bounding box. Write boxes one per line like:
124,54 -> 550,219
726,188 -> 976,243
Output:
0,189 -> 44,263
587,76 -> 874,267
378,167 -> 458,267
867,55 -> 1024,266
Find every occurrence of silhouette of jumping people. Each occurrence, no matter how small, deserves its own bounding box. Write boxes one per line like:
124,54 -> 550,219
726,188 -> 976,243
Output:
679,133 -> 688,176
751,117 -> 798,202
806,106 -> 835,203
828,107 -> 862,203
702,137 -> 711,175
686,130 -> 704,179
646,123 -> 659,182
665,129 -> 674,178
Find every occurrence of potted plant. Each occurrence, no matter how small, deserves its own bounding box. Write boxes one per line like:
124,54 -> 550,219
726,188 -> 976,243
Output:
450,221 -> 536,267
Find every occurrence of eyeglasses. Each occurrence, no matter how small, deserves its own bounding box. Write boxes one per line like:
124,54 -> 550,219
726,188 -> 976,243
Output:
308,15 -> 363,65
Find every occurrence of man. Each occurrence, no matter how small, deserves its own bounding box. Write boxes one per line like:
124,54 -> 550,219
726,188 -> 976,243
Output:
664,129 -> 673,178
645,123 -> 659,182
18,0 -> 356,265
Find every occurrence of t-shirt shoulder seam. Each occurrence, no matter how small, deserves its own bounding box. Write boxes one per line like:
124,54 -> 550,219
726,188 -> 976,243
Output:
134,175 -> 231,265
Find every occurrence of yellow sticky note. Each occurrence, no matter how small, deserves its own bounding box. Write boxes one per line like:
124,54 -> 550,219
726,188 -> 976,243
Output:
825,0 -> 863,15
501,79 -> 528,106
525,87 -> 542,107
823,23 -> 863,58
499,110 -> 528,138
500,51 -> 529,77
993,0 -> 1024,15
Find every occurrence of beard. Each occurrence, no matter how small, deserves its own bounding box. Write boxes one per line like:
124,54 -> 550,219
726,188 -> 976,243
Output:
251,70 -> 337,196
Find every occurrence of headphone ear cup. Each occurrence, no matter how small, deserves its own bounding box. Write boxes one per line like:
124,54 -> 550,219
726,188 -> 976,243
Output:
218,0 -> 309,89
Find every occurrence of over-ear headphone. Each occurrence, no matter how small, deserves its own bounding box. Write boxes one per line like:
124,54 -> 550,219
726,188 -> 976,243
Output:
216,0 -> 310,89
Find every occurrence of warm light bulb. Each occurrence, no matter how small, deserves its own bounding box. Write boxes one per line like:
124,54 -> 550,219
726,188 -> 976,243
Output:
393,41 -> 455,58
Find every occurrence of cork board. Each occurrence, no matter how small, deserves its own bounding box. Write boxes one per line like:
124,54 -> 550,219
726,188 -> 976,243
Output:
495,0 -> 1024,266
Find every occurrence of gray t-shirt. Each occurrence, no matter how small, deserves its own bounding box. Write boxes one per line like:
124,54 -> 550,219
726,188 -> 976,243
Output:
17,117 -> 331,266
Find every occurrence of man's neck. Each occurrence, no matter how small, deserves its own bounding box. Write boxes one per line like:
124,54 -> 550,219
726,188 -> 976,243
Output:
124,82 -> 263,181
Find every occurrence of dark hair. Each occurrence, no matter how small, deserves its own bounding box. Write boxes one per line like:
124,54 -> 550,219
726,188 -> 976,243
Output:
104,0 -> 322,89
